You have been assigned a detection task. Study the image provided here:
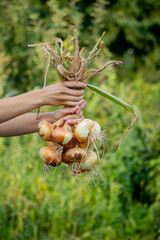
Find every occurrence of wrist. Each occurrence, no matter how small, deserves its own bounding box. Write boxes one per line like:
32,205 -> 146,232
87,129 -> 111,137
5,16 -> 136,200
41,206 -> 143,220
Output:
38,112 -> 57,124
35,88 -> 46,107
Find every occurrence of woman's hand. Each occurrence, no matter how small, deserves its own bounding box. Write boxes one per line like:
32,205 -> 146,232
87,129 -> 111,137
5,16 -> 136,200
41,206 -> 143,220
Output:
0,102 -> 87,137
42,81 -> 86,107
45,101 -> 87,125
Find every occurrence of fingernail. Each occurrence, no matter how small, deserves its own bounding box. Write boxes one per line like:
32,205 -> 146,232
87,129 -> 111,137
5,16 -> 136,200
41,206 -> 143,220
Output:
83,84 -> 87,88
76,110 -> 80,114
66,120 -> 71,124
63,117 -> 67,120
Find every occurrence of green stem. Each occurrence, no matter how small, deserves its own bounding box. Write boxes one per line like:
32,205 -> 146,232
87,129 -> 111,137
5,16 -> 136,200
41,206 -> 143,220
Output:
87,84 -> 134,113
55,41 -> 61,57
87,83 -> 137,150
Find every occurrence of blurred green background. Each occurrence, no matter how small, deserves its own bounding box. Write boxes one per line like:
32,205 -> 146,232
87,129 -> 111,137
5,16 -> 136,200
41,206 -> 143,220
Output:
0,0 -> 160,239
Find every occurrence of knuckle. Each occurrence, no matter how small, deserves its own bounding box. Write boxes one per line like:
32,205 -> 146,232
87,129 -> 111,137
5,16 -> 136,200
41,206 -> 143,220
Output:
61,86 -> 66,94
76,96 -> 82,101
67,102 -> 73,106
83,101 -> 87,107
61,96 -> 65,102
72,82 -> 76,87
80,90 -> 84,95
78,112 -> 83,117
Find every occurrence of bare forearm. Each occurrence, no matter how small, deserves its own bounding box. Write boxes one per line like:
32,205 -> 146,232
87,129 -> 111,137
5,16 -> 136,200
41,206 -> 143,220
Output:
0,113 -> 48,137
0,89 -> 43,123
0,105 -> 86,137
0,81 -> 86,124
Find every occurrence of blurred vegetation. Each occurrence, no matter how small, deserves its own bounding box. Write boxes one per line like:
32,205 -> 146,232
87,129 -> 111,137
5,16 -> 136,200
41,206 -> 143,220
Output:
0,0 -> 160,239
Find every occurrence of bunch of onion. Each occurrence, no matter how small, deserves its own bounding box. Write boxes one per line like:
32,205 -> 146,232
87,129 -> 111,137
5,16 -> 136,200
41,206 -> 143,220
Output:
39,118 -> 105,175
29,26 -> 137,176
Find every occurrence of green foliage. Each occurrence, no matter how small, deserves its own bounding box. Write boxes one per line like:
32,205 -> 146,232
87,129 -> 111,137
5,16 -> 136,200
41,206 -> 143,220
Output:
90,0 -> 160,83
0,0 -> 160,239
0,0 -> 82,94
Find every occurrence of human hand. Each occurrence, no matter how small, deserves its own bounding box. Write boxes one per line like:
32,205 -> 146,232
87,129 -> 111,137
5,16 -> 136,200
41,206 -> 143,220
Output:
41,81 -> 86,107
62,100 -> 86,124
42,100 -> 87,125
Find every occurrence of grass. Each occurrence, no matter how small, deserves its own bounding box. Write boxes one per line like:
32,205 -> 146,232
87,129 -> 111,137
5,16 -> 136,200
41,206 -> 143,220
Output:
0,76 -> 160,240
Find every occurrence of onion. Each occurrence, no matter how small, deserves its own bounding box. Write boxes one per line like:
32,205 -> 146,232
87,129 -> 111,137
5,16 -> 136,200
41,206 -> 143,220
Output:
64,135 -> 77,149
75,119 -> 94,142
39,146 -> 62,166
62,152 -> 72,165
38,120 -> 52,141
72,169 -> 89,176
65,147 -> 86,162
52,127 -> 73,145
63,123 -> 77,148
92,121 -> 101,136
80,150 -> 98,170
78,135 -> 96,148
47,140 -> 54,146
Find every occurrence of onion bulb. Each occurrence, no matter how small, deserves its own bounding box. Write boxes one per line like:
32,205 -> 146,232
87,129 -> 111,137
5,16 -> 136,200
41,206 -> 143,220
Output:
62,152 -> 72,165
72,169 -> 89,176
75,119 -> 94,142
65,147 -> 86,162
52,127 -> 73,145
47,140 -> 55,146
38,120 -> 52,141
91,121 -> 101,136
39,146 -> 62,166
64,136 -> 77,149
78,135 -> 96,149
80,150 -> 98,170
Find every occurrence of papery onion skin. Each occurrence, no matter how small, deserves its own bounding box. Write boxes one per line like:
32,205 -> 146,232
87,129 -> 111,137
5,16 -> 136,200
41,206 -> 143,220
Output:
62,152 -> 72,165
72,169 -> 89,176
75,119 -> 94,142
64,135 -> 77,149
78,135 -> 96,149
80,150 -> 98,170
47,140 -> 55,146
65,147 -> 86,162
92,121 -> 101,136
52,127 -> 73,145
38,120 -> 52,141
39,146 -> 62,166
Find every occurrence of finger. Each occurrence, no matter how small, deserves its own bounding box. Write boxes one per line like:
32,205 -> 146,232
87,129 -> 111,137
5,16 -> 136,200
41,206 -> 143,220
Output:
76,101 -> 87,114
61,105 -> 80,117
64,81 -> 87,89
64,99 -> 85,107
66,117 -> 84,125
63,112 -> 83,121
65,88 -> 84,96
63,95 -> 84,102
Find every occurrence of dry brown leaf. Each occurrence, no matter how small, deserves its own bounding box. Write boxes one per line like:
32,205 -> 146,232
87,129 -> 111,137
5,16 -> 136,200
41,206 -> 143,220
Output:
82,61 -> 122,82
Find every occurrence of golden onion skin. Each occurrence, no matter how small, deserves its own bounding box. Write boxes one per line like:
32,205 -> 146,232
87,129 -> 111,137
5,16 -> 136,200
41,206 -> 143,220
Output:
47,140 -> 55,146
39,146 -> 62,166
80,150 -> 98,170
74,119 -> 94,142
78,135 -> 96,149
65,147 -> 86,162
62,152 -> 72,165
38,120 -> 52,141
92,121 -> 101,136
72,169 -> 89,176
64,135 -> 77,149
51,127 -> 73,145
